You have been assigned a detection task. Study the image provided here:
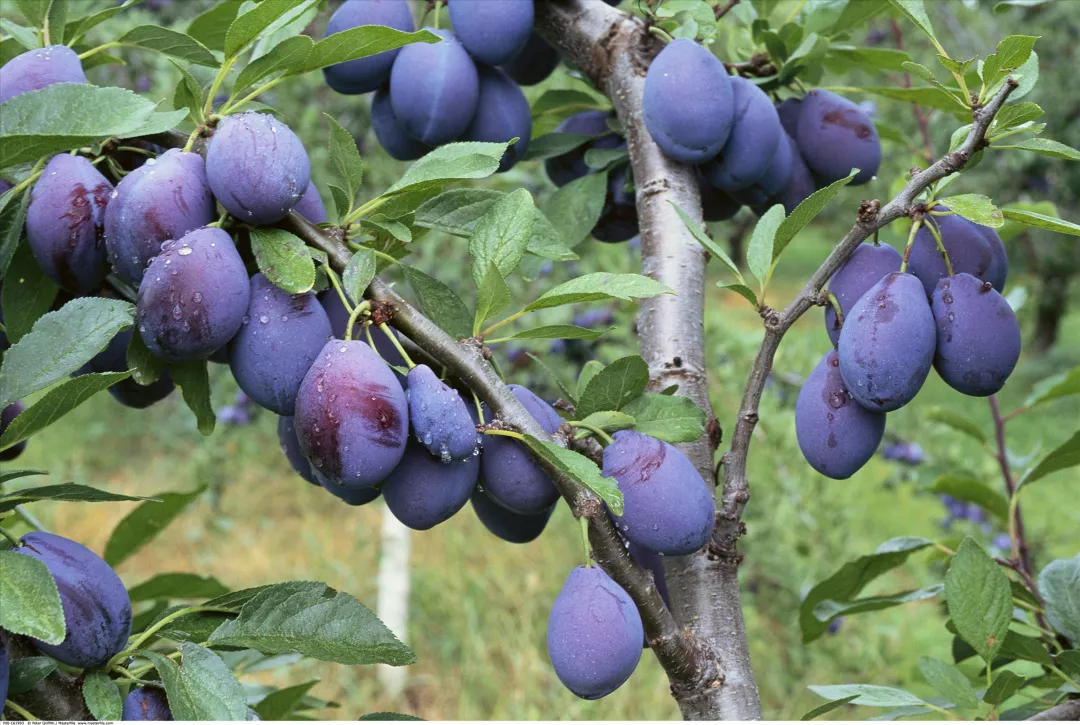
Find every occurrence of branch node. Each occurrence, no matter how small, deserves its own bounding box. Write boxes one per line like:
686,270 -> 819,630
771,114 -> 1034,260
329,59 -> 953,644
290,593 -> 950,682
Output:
707,417 -> 723,451
574,498 -> 604,519
857,199 -> 880,223
367,299 -> 396,326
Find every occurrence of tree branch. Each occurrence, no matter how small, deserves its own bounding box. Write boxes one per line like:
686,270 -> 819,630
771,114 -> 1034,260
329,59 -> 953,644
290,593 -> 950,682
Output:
719,79 -> 1018,555
534,1 -> 761,718
1027,699 -> 1080,721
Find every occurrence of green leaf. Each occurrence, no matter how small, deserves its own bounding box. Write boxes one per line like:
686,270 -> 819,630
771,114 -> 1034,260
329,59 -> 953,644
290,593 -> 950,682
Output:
105,487 -> 206,567
886,0 -> 936,43
1021,429 -> 1080,486
0,548 -> 65,643
300,26 -> 439,74
574,411 -> 636,439
902,61 -> 935,82
0,468 -> 47,484
812,584 -> 944,626
1038,555 -> 1080,642
223,0 -> 294,58
542,171 -> 608,248
0,187 -> 30,280
469,189 -> 534,286
1001,208 -> 1080,237
186,0 -> 244,52
670,202 -> 743,282
236,35 -> 314,91
209,581 -> 415,665
827,46 -> 912,72
1022,367 -> 1080,412
249,228 -> 316,294
525,273 -> 673,312
0,296 -> 134,410
249,0 -> 319,62
82,671 -> 123,721
800,537 -> 934,642
253,680 -> 321,721
402,266 -> 472,340
992,102 -> 1044,131
127,572 -> 230,603
1,19 -> 40,52
1000,137 -> 1080,161
325,113 -> 364,203
520,132 -> 596,161
7,656 -> 57,695
361,216 -> 411,243
982,35 -> 1038,87
719,282 -> 760,308
172,360 -> 215,436
0,483 -> 154,514
146,643 -> 248,721
530,88 -> 609,119
583,146 -> 629,170
774,172 -> 857,259
2,241 -> 58,343
0,84 -> 188,168
521,435 -> 623,515
983,670 -> 1024,706
801,696 -> 859,720
808,684 -> 925,708
117,25 -> 217,66
577,355 -> 650,419
383,141 -> 508,199
937,195 -> 1003,228
126,323 -> 166,386
855,85 -> 968,115
917,657 -> 977,709
621,393 -> 706,444
342,247 -> 376,304
1000,630 -> 1053,666
0,371 -> 132,453
171,61 -> 205,124
64,0 -> 143,44
927,476 -> 1008,521
945,537 -> 1012,662
576,360 -> 605,402
936,54 -> 975,77
924,405 -> 987,444
474,262 -> 511,335
747,204 -> 785,290
507,325 -> 611,342
1058,649 -> 1080,678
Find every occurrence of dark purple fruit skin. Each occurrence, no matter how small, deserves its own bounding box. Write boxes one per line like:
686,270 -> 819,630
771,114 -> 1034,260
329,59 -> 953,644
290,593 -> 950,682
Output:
470,487 -> 553,543
449,0 -> 533,66
278,415 -> 319,485
321,0 -> 415,95
592,166 -> 639,243
88,328 -> 175,409
909,208 -> 1006,297
796,89 -> 881,186
206,112 -> 310,225
315,469 -> 383,506
26,155 -> 113,295
626,540 -> 669,608
104,149 -> 215,284
499,33 -> 559,86
15,532 -> 132,669
730,129 -> 793,207
700,77 -> 782,191
371,88 -> 433,162
389,29 -> 479,146
462,65 -> 531,172
931,273 -> 1021,397
1,636 -> 8,706
136,227 -> 250,363
480,384 -> 561,514
294,339 -> 408,489
382,438 -> 480,530
795,350 -> 886,480
547,566 -> 643,700
837,272 -> 936,412
602,430 -> 716,556
228,274 -> 332,415
543,111 -> 622,187
824,242 -> 903,346
122,687 -> 174,721
406,364 -> 478,460
772,135 -> 816,214
776,97 -> 802,138
320,292 -> 409,380
293,183 -> 327,224
1,401 -> 27,461
0,45 -> 87,103
698,172 -> 741,222
643,38 -> 734,164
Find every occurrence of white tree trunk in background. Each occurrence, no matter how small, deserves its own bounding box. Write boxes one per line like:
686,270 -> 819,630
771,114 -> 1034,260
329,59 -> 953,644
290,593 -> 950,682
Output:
376,503 -> 411,699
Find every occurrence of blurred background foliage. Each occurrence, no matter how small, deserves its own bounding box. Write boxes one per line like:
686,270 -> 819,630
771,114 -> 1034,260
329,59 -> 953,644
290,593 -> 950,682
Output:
3,0 -> 1078,719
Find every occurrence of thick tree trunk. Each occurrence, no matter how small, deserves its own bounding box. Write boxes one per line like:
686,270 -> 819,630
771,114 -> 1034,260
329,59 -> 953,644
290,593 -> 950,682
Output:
535,2 -> 762,719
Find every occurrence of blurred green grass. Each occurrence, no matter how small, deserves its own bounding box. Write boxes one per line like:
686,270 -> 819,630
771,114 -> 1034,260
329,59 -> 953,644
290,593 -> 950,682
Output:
10,224 -> 1078,720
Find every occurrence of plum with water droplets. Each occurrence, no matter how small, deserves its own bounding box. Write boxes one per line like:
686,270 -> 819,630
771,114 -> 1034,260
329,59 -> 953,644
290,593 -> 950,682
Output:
278,415 -> 318,486
87,328 -> 174,409
315,469 -> 383,506
407,364 -> 478,461
0,45 -> 87,103
824,242 -> 903,346
909,207 -> 1008,297
481,384 -> 562,514
382,439 -> 480,530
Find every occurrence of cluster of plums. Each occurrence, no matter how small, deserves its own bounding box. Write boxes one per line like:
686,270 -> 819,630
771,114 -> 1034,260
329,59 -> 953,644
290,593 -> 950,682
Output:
794,209 -> 1020,480
642,38 -> 882,218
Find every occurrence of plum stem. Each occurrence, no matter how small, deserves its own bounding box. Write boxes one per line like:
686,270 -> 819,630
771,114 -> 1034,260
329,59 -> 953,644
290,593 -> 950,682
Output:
379,323 -> 416,368
923,217 -> 955,277
568,421 -> 615,446
646,26 -> 674,43
899,218 -> 922,273
344,301 -> 371,341
77,41 -> 121,60
6,157 -> 47,199
483,429 -> 526,441
204,56 -> 238,118
472,389 -> 486,425
579,515 -> 593,567
323,265 -> 353,316
0,525 -> 22,548
433,0 -> 443,30
108,606 -> 237,671
825,291 -> 844,329
4,700 -> 39,721
480,309 -> 528,339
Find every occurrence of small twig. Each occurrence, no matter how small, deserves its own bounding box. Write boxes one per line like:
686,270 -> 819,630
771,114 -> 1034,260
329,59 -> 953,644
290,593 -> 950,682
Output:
1027,698 -> 1080,721
714,0 -> 739,20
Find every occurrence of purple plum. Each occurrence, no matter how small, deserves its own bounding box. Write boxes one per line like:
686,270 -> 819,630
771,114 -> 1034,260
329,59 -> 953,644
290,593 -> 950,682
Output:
382,438 -> 480,530
87,328 -> 175,409
322,0 -> 416,94
315,469 -> 383,506
122,687 -> 173,721
592,166 -> 638,243
370,88 -> 433,161
278,415 -> 319,485
700,77 -> 782,191
389,29 -> 479,146
698,171 -> 742,222
449,0 -> 534,66
406,364 -> 479,461
909,208 -> 1007,297
544,110 -> 622,187
470,487 -> 553,543
0,45 -> 87,103
796,89 -> 881,186
294,183 -> 328,224
481,384 -> 562,514
499,33 -> 560,86
461,65 -> 531,172
0,401 -> 26,461
824,242 -> 903,346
